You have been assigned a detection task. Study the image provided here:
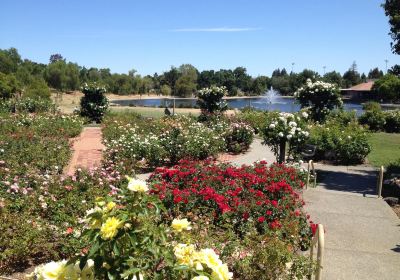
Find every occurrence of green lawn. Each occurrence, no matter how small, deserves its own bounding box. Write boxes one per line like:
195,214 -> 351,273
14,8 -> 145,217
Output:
368,132 -> 400,167
109,106 -> 200,118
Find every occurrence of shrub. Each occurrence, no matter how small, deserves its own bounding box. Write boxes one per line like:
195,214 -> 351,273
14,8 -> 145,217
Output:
362,101 -> 381,111
262,112 -> 310,162
149,160 -> 315,279
309,121 -> 371,164
24,78 -> 51,100
359,109 -> 386,131
0,97 -> 55,113
384,110 -> 400,133
224,121 -> 254,153
102,115 -> 226,172
294,79 -> 342,122
237,109 -> 273,135
197,86 -> 228,115
80,82 -> 108,123
326,110 -> 357,126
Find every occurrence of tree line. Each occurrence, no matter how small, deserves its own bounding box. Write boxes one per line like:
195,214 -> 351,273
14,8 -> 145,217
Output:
0,47 -> 398,100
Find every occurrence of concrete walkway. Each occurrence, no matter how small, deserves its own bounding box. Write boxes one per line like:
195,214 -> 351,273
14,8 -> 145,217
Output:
64,127 -> 105,176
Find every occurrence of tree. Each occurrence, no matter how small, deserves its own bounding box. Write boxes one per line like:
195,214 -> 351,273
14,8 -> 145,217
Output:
368,68 -> 384,79
160,84 -> 172,96
372,74 -> 400,102
388,64 -> 400,76
233,67 -> 252,92
0,73 -> 20,99
49,54 -> 64,64
198,70 -> 216,89
342,62 -> 361,88
175,75 -> 197,97
323,71 -> 343,87
163,67 -> 181,94
383,0 -> 400,54
65,63 -> 80,90
250,76 -> 270,95
24,77 -> 51,99
0,48 -> 21,74
44,60 -> 67,91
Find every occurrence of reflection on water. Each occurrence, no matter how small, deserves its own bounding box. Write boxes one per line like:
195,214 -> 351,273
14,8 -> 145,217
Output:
111,96 -> 366,115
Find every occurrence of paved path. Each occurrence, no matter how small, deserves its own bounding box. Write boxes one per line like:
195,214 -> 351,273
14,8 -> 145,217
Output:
64,127 -> 104,176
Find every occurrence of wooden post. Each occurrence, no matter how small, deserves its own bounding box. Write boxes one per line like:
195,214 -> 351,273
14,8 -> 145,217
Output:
308,224 -> 325,280
377,166 -> 384,198
279,140 -> 286,164
315,224 -> 325,280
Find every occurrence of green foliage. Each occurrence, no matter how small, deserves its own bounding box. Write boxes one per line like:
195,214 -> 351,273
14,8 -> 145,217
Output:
0,97 -> 55,113
309,121 -> 371,164
0,113 -> 89,273
0,72 -> 20,99
383,0 -> 400,54
359,109 -> 387,131
295,79 -> 342,122
224,122 -> 254,153
372,74 -> 400,102
24,77 -> 51,99
80,82 -> 109,123
102,115 -> 227,172
362,101 -> 381,111
342,62 -> 361,88
262,112 -> 310,161
196,86 -> 228,114
323,71 -> 343,87
160,84 -> 172,96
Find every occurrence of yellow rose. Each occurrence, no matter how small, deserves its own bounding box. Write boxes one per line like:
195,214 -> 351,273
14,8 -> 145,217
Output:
198,249 -> 222,270
100,217 -> 123,240
105,201 -> 116,211
32,260 -> 68,280
210,264 -> 233,280
174,244 -> 196,266
171,218 -> 192,233
126,176 -> 148,193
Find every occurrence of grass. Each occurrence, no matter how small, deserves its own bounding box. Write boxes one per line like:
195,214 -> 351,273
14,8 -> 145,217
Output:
108,106 -> 200,119
368,132 -> 400,167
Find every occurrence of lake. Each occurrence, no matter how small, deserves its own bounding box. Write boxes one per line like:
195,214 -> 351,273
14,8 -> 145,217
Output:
111,96 -> 367,115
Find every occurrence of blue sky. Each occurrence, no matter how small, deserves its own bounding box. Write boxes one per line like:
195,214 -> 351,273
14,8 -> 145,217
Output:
0,0 -> 399,76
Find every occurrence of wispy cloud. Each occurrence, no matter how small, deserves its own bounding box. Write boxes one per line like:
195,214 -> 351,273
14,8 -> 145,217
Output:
170,27 -> 262,32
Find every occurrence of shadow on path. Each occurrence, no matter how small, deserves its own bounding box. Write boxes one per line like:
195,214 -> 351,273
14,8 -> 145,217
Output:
317,169 -> 377,195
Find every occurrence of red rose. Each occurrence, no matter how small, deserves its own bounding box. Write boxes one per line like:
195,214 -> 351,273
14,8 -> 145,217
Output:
258,216 -> 266,223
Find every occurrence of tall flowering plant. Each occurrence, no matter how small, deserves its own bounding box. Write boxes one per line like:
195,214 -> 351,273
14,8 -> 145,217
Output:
196,86 -> 228,115
262,112 -> 310,162
294,79 -> 342,122
80,82 -> 109,123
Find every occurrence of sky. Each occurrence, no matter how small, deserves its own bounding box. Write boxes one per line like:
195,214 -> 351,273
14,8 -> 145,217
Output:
0,0 -> 399,77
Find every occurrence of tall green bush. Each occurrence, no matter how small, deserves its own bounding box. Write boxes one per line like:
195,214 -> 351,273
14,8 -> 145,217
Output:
80,82 -> 108,123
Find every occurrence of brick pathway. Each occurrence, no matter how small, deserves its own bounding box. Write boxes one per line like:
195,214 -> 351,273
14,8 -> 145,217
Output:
64,127 -> 104,176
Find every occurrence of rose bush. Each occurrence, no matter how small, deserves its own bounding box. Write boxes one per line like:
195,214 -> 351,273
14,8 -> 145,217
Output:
261,112 -> 310,162
196,86 -> 228,115
294,79 -> 342,122
80,82 -> 108,123
308,120 -> 371,164
148,160 -> 316,279
29,178 -> 233,280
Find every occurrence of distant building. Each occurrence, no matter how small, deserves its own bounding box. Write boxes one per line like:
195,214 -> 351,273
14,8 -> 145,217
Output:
341,81 -> 375,100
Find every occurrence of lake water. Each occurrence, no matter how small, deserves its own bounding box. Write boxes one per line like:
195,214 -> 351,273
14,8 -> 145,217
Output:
111,96 -> 366,115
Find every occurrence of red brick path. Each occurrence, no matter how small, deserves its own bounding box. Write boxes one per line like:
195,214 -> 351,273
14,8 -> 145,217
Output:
64,127 -> 105,176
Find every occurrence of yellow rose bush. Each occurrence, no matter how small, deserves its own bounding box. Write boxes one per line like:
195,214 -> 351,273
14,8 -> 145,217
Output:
29,177 -> 232,280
